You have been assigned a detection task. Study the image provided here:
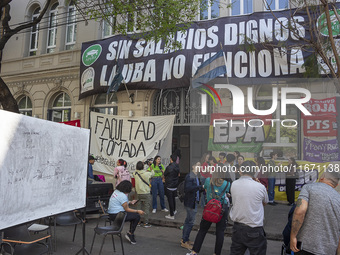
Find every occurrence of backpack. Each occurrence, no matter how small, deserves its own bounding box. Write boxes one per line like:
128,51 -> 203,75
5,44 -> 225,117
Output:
202,182 -> 229,223
177,181 -> 185,203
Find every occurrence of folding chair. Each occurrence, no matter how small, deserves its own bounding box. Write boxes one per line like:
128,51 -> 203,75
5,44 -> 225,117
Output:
90,211 -> 127,255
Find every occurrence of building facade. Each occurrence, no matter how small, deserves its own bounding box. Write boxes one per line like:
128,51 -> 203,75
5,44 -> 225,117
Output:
1,0 -> 338,176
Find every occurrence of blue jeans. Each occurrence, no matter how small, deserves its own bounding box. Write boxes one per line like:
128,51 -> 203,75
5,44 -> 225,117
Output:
151,177 -> 166,210
268,177 -> 275,202
182,205 -> 198,242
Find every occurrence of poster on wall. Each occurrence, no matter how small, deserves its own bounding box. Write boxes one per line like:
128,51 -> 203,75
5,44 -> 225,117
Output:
303,114 -> 338,136
303,97 -> 337,116
90,112 -> 175,175
208,113 -> 272,153
303,137 -> 340,162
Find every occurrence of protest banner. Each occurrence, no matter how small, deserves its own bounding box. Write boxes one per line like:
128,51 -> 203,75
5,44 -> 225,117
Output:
90,112 -> 175,174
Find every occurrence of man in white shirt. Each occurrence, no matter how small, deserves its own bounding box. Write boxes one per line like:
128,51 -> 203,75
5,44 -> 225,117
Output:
229,160 -> 269,255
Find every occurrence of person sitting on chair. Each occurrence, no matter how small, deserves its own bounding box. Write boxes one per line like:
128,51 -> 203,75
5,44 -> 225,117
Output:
107,180 -> 144,244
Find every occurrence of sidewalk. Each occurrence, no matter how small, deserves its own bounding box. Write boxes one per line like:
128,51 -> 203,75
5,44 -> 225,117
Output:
145,198 -> 291,241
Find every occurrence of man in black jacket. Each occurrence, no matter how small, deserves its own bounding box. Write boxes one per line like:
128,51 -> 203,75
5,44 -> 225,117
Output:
164,154 -> 180,220
181,162 -> 204,250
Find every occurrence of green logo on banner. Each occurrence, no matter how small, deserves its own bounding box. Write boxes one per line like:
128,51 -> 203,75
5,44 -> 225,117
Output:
317,10 -> 340,37
82,44 -> 102,66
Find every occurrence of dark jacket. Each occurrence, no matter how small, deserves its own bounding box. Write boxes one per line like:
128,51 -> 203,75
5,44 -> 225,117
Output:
164,162 -> 180,188
184,172 -> 202,209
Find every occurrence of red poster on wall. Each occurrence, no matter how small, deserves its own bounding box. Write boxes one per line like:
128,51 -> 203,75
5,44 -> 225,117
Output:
303,97 -> 337,116
60,119 -> 81,127
303,115 -> 337,136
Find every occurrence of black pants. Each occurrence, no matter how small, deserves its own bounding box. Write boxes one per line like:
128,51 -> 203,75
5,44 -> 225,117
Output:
109,212 -> 140,234
230,222 -> 267,255
286,178 -> 296,204
165,189 -> 177,216
192,206 -> 228,255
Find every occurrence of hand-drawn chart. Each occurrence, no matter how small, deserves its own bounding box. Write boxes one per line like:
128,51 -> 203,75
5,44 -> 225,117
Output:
0,110 -> 90,230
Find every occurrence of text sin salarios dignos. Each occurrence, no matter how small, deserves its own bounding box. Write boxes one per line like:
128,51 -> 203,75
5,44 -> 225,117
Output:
99,17 -> 306,85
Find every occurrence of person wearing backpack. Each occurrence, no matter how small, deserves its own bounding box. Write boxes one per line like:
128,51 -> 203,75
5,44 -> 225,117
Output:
229,161 -> 269,255
181,162 -> 204,251
134,161 -> 154,228
113,159 -> 131,187
186,170 -> 231,255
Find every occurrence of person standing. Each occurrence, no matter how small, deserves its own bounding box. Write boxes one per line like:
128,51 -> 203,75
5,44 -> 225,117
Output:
267,152 -> 279,205
113,159 -> 131,187
181,162 -> 204,250
199,153 -> 210,207
148,155 -> 168,213
285,157 -> 298,206
290,170 -> 340,255
233,151 -> 240,166
164,154 -> 180,220
134,161 -> 154,227
107,180 -> 145,244
218,152 -> 227,165
186,171 -> 231,255
230,161 -> 269,255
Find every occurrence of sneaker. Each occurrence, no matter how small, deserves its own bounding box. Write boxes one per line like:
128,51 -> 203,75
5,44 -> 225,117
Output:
143,223 -> 152,228
181,241 -> 193,250
162,208 -> 169,212
125,232 -> 136,244
268,202 -> 276,206
186,252 -> 197,255
152,209 -> 156,213
174,210 -> 178,215
165,214 -> 175,220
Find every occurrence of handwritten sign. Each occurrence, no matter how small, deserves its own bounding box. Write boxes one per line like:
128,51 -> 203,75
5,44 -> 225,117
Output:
90,112 -> 175,174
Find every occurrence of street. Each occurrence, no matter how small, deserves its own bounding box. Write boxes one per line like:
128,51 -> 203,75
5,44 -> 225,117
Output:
54,221 -> 282,255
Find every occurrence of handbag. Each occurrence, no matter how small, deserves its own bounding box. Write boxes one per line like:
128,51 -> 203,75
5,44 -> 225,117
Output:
202,182 -> 229,223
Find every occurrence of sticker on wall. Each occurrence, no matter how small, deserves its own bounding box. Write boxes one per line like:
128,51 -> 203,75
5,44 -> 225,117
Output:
81,67 -> 95,93
82,44 -> 102,66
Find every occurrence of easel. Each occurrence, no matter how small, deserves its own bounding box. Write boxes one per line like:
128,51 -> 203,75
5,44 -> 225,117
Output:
75,207 -> 90,255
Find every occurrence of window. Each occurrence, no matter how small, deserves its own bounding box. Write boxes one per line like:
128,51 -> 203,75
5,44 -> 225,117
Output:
264,0 -> 289,10
256,85 -> 299,158
103,16 -> 116,38
47,3 -> 58,53
29,7 -> 40,56
127,12 -> 142,33
231,0 -> 253,15
200,0 -> 220,20
66,1 -> 77,50
18,96 -> 33,116
49,92 -> 71,122
92,94 -> 118,115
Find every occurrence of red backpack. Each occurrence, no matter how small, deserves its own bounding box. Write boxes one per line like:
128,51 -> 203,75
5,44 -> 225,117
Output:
202,182 -> 230,223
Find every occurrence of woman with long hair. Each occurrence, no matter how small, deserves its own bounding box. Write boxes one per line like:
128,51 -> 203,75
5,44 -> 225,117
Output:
187,171 -> 231,255
148,155 -> 168,213
286,157 -> 298,206
113,159 -> 130,187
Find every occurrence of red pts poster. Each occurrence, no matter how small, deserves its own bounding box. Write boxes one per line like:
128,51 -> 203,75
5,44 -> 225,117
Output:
303,115 -> 338,136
